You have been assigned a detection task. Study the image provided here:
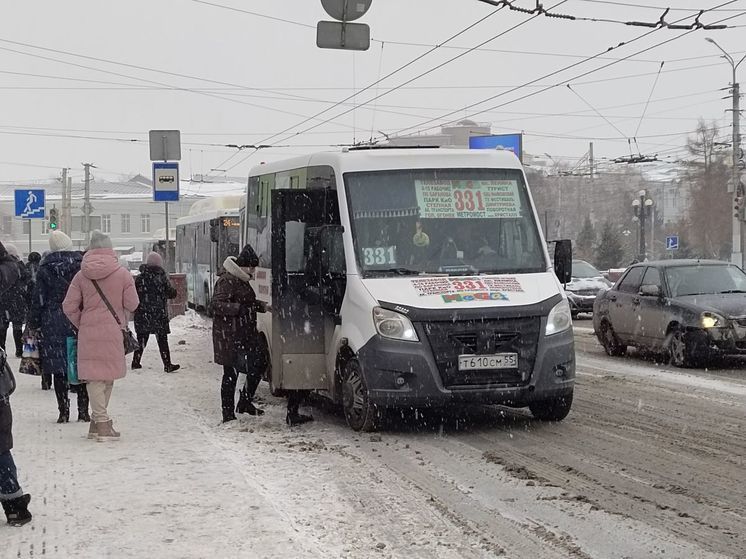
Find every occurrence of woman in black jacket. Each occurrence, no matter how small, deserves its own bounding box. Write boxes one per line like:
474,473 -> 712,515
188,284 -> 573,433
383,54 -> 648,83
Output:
0,244 -> 29,358
132,252 -> 179,372
0,246 -> 32,526
27,231 -> 89,423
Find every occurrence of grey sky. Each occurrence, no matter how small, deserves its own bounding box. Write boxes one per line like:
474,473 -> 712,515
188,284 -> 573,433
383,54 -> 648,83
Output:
1,0 -> 744,183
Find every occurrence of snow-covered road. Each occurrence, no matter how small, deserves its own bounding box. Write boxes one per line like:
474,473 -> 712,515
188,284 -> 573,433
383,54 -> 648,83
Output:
3,313 -> 745,558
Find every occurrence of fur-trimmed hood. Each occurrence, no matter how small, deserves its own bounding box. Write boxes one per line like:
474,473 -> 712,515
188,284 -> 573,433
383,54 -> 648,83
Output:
223,256 -> 252,283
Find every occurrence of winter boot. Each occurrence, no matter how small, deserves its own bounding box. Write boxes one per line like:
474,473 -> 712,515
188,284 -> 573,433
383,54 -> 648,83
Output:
76,385 -> 90,422
286,412 -> 314,426
78,410 -> 91,422
95,420 -> 121,442
236,389 -> 264,416
2,494 -> 32,526
222,413 -> 237,423
57,409 -> 69,424
41,373 -> 52,390
131,360 -> 142,370
286,391 -> 313,426
164,364 -> 181,373
88,421 -> 97,440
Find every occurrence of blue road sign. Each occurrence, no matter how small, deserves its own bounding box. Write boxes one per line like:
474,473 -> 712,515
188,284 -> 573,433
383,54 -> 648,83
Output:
666,235 -> 679,251
14,189 -> 45,219
469,133 -> 523,162
153,162 -> 180,202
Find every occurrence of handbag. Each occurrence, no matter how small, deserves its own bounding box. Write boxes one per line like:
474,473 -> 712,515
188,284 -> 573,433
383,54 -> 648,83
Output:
91,280 -> 140,355
18,357 -> 42,376
0,348 -> 16,404
66,337 -> 81,385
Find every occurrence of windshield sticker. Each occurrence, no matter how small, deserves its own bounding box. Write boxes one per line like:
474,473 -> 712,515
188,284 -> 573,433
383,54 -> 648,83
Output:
411,276 -> 524,297
415,180 -> 521,219
362,246 -> 397,266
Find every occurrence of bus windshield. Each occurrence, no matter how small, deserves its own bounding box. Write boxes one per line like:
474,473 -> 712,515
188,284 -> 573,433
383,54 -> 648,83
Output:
345,168 -> 546,277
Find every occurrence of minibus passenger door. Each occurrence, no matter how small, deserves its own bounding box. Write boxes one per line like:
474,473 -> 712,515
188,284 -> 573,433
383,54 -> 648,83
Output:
271,190 -> 328,390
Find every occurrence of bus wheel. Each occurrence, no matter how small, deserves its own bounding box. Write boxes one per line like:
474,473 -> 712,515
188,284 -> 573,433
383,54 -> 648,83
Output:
342,359 -> 379,432
529,390 -> 573,421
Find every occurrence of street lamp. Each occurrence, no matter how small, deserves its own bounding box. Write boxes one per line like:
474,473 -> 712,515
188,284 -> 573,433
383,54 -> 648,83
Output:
706,37 -> 746,266
632,189 -> 654,262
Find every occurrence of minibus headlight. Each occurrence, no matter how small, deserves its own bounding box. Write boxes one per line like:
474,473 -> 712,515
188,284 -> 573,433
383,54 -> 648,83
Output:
545,299 -> 572,336
373,307 -> 419,342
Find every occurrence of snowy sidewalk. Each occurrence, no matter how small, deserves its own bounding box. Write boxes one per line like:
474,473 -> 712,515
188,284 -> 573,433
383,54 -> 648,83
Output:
3,313 -> 495,559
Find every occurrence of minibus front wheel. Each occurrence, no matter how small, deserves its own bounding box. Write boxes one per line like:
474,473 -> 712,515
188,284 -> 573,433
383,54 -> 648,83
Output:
528,390 -> 573,422
342,359 -> 380,432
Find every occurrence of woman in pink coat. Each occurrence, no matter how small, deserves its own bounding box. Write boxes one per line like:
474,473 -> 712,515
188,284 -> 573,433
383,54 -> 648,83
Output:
63,231 -> 139,441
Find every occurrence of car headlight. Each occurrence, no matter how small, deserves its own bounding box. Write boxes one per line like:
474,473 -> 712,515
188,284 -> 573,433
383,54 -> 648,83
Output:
701,312 -> 726,329
546,299 -> 573,336
373,307 -> 419,342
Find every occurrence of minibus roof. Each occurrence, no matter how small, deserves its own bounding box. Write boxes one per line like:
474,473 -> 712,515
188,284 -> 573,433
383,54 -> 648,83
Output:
248,148 -> 523,178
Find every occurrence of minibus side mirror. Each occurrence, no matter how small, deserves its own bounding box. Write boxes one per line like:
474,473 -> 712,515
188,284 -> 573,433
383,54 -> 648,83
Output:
553,239 -> 572,285
209,219 -> 219,243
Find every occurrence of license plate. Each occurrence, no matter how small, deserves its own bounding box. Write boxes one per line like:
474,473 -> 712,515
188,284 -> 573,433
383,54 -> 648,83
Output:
458,353 -> 518,370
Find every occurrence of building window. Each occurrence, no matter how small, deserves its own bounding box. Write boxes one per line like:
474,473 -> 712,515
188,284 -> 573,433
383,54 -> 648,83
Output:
102,214 -> 111,233
22,220 -> 30,235
121,214 -> 131,233
141,214 -> 150,234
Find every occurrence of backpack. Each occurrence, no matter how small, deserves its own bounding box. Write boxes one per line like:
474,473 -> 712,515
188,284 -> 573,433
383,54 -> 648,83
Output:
0,347 -> 16,404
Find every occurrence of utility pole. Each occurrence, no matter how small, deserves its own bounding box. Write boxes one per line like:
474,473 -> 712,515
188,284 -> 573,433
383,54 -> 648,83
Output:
706,38 -> 745,267
82,163 -> 94,246
60,168 -> 68,233
66,175 -> 72,237
589,141 -> 594,182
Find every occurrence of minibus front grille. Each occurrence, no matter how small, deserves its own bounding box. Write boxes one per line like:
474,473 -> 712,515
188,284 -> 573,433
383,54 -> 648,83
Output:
423,317 -> 540,387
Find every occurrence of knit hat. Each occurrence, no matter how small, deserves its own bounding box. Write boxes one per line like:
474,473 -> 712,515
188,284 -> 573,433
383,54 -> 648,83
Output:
235,244 -> 259,268
49,230 -> 74,252
4,244 -> 19,258
88,230 -> 113,250
28,252 -> 42,263
146,251 -> 163,268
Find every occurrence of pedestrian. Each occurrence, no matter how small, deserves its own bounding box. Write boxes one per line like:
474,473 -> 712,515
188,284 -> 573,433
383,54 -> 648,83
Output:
131,252 -> 180,373
0,275 -> 32,526
0,243 -> 29,358
26,252 -> 41,283
62,231 -> 139,441
212,244 -> 268,423
27,231 -> 90,423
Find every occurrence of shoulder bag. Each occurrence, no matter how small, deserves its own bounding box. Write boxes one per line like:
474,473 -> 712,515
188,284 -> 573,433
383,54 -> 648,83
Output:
92,280 -> 140,355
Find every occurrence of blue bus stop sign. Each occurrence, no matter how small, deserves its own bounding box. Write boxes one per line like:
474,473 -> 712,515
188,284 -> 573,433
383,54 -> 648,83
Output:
666,235 -> 679,251
153,162 -> 180,202
15,189 -> 45,219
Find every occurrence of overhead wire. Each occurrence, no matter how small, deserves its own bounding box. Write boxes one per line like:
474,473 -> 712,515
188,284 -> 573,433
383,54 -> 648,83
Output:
382,2 -> 745,142
224,0 -> 571,173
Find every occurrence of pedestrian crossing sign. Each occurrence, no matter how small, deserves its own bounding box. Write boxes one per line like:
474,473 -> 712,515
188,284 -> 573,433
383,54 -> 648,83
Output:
14,189 -> 45,219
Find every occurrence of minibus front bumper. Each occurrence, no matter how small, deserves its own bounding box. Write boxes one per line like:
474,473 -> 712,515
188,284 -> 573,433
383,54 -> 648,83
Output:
356,322 -> 575,408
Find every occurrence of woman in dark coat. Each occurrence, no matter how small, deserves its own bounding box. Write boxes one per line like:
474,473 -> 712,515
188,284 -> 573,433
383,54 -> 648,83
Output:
212,245 -> 270,423
0,253 -> 32,526
0,244 -> 29,358
27,232 -> 89,423
132,252 -> 179,372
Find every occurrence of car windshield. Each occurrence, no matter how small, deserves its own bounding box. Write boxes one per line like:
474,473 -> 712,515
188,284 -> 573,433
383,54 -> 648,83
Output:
665,264 -> 746,297
572,260 -> 601,278
345,168 -> 546,277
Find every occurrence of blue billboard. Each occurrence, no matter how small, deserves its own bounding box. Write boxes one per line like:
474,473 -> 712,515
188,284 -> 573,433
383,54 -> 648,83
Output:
469,133 -> 523,162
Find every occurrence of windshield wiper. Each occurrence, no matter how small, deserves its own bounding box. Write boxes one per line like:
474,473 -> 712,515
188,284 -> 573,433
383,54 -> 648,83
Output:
719,290 -> 746,294
368,267 -> 422,276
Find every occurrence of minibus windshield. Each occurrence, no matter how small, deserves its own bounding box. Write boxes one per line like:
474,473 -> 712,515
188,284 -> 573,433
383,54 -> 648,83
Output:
345,168 -> 546,277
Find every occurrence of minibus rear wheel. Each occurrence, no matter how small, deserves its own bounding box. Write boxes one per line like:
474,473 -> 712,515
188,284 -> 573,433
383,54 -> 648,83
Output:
529,390 -> 573,421
342,359 -> 379,432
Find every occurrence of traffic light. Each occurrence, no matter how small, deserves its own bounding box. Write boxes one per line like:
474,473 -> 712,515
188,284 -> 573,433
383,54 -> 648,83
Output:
49,207 -> 58,230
